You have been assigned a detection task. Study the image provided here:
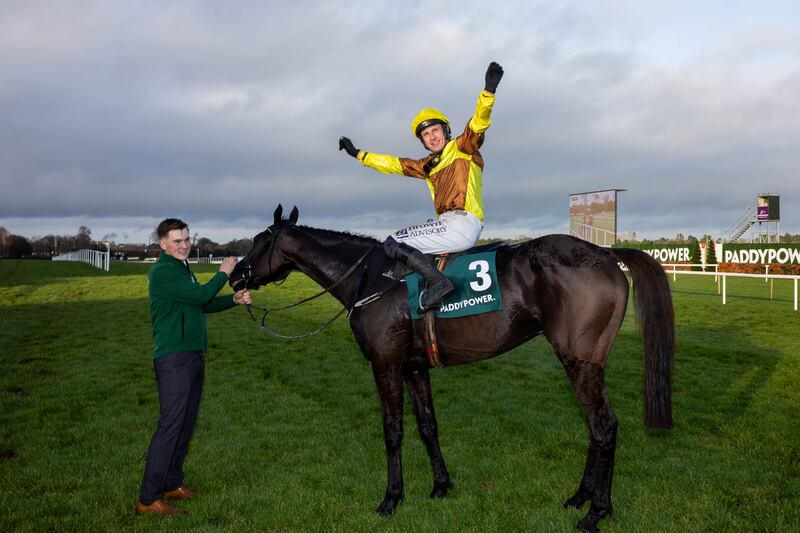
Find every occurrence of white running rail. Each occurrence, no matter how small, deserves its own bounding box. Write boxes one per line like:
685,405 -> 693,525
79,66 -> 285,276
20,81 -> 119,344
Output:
52,249 -> 110,272
620,263 -> 799,311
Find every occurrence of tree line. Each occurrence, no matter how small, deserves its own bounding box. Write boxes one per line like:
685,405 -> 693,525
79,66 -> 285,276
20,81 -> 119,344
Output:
3,225 -> 800,260
0,226 -> 253,260
619,233 -> 800,244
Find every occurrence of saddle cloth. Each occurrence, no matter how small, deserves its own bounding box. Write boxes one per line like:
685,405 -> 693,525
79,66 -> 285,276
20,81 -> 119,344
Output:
406,250 -> 503,319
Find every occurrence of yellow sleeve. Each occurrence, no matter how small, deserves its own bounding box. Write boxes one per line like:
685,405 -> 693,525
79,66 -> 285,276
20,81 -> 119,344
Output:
358,151 -> 404,175
468,90 -> 495,133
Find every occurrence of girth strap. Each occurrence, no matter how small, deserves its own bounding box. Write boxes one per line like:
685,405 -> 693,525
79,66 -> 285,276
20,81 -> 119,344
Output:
422,254 -> 449,368
423,311 -> 443,367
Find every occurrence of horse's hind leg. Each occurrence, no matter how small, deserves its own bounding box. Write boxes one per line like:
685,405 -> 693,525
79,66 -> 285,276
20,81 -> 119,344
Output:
403,365 -> 453,498
559,352 -> 618,533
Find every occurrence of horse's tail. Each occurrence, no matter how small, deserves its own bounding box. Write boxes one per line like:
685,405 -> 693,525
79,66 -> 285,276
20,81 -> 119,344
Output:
611,248 -> 675,429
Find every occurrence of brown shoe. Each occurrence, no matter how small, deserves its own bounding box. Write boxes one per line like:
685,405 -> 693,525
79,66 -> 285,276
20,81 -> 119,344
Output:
135,499 -> 184,515
164,484 -> 195,500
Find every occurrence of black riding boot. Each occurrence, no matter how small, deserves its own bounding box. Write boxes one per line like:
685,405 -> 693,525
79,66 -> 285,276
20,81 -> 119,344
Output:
393,243 -> 454,312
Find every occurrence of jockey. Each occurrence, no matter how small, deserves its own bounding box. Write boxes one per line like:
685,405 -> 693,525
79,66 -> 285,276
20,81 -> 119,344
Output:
339,61 -> 503,312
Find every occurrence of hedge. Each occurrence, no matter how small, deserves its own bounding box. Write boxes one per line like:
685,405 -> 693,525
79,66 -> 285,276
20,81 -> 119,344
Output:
717,262 -> 800,275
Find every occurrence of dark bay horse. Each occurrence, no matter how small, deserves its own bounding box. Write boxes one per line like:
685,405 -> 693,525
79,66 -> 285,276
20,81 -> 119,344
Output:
230,205 -> 674,532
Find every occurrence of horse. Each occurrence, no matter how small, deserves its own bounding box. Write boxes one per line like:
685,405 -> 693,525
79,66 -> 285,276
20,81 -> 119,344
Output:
229,205 -> 674,533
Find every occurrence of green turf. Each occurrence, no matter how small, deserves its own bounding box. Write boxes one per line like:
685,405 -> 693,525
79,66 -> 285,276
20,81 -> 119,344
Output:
1,260 -> 798,531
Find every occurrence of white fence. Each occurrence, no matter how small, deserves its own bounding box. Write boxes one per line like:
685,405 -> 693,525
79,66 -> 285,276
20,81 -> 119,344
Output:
144,256 -> 244,263
52,249 -> 110,272
655,263 -> 799,311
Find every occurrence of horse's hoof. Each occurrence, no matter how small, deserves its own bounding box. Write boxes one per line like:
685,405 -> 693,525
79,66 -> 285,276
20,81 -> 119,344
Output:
576,508 -> 611,532
576,514 -> 599,532
563,491 -> 589,509
375,494 -> 403,516
429,479 -> 453,499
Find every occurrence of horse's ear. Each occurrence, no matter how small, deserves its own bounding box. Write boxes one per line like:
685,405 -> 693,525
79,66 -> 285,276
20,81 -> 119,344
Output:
273,204 -> 283,226
289,206 -> 299,224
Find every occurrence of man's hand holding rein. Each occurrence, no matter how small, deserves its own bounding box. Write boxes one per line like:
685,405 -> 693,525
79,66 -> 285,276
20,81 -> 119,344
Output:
233,289 -> 251,305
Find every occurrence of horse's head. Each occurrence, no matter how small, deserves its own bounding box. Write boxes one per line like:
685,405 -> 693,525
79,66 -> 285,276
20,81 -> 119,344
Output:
229,204 -> 299,290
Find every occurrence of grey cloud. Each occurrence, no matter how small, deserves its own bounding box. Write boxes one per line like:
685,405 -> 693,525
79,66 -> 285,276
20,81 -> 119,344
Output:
1,1 -> 798,243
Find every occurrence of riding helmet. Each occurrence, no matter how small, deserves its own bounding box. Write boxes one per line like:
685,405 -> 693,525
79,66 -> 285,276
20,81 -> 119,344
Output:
411,108 -> 451,140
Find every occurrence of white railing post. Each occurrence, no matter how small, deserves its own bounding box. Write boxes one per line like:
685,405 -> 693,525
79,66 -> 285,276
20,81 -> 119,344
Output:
722,275 -> 727,305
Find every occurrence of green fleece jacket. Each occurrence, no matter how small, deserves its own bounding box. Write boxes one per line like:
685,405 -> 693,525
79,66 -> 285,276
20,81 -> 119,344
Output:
148,251 -> 236,358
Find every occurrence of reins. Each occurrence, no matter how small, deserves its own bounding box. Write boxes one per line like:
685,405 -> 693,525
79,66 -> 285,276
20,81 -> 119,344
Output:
245,247 -> 374,339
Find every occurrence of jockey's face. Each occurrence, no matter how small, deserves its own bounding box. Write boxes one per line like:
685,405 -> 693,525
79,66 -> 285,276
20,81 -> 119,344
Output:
420,123 -> 446,153
160,228 -> 191,261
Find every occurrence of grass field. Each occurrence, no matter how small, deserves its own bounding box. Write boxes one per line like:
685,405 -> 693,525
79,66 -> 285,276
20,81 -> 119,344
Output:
1,259 -> 799,532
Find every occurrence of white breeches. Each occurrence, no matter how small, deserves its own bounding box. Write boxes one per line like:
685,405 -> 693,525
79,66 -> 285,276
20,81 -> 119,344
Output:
389,211 -> 483,254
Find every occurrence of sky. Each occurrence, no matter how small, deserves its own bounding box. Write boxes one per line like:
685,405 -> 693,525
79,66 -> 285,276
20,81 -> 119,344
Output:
1,1 -> 799,244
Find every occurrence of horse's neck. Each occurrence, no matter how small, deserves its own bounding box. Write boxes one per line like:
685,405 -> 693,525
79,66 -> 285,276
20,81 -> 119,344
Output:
284,230 -> 372,304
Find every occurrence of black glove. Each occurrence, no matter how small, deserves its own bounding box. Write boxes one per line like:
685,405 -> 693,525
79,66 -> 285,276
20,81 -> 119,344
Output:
338,136 -> 359,158
484,61 -> 504,93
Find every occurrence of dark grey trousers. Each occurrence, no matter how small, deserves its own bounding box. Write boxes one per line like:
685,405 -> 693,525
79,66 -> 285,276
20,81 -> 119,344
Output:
139,351 -> 204,504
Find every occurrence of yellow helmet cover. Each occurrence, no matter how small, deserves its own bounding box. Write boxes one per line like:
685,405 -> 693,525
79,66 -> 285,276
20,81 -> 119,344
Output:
411,108 -> 450,138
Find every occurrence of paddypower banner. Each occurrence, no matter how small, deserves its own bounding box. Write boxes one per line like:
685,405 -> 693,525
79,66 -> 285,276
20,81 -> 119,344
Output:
717,243 -> 800,265
611,243 -> 698,264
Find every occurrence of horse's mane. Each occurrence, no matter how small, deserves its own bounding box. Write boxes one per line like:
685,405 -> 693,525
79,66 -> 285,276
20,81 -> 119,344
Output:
296,225 -> 381,247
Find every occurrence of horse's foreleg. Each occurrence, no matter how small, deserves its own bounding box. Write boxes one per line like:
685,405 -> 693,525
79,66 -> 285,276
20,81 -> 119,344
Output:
560,353 -> 618,533
373,364 -> 405,515
403,366 -> 452,499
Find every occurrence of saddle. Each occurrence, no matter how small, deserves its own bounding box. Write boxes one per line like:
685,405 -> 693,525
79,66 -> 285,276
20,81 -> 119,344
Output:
388,241 -> 508,280
437,240 -> 508,257
408,242 -> 508,368
410,241 -> 508,368
353,242 -> 509,369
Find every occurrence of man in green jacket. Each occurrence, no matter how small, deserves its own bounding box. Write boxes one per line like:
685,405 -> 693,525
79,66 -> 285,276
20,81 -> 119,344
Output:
136,218 -> 251,516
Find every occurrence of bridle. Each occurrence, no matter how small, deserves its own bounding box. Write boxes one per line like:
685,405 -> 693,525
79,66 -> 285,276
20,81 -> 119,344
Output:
239,227 -> 282,290
238,224 -> 375,339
